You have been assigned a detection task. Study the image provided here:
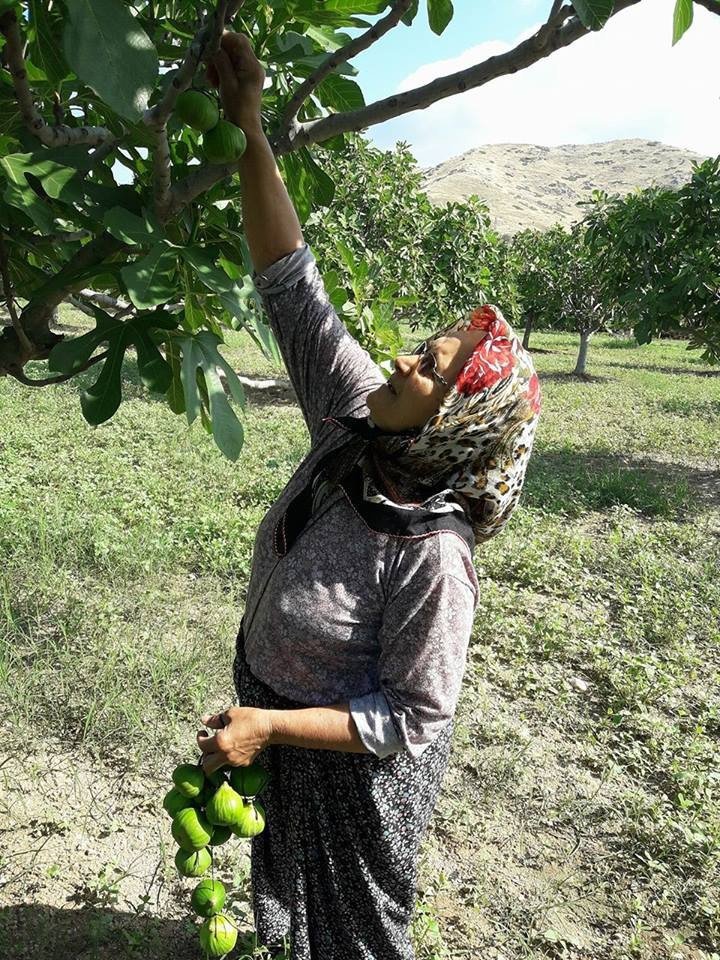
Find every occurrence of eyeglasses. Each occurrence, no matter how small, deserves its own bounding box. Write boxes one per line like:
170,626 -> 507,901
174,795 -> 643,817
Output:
410,339 -> 449,389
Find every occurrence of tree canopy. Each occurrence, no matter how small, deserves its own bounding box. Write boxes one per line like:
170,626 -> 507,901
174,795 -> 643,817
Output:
0,0 -> 714,457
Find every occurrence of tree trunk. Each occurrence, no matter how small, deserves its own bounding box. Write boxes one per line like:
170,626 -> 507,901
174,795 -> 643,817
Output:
522,311 -> 535,350
574,328 -> 591,376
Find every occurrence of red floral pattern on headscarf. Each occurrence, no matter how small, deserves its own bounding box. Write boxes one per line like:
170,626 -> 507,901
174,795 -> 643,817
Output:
456,306 -> 516,395
526,372 -> 542,415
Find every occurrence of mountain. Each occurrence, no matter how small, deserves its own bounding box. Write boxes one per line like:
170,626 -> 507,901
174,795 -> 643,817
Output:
420,138 -> 708,237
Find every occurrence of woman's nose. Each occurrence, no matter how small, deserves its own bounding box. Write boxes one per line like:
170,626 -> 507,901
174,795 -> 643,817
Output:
394,355 -> 417,376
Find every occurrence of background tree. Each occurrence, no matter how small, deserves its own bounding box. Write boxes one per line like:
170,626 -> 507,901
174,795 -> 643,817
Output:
0,0 -> 710,458
581,156 -> 720,364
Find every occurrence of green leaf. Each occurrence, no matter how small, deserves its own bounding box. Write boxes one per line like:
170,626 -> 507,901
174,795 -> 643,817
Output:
0,153 -> 77,199
104,206 -> 164,245
316,75 -> 365,113
180,246 -> 254,321
427,0 -> 454,35
63,0 -> 158,121
48,307 -> 173,424
571,0 -> 615,30
672,0 -> 693,44
164,337 -> 186,415
402,0 -> 420,26
29,0 -> 71,84
177,331 -> 246,460
122,243 -> 178,309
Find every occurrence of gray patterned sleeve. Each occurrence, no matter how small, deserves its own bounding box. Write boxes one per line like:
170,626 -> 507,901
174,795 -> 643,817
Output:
349,570 -> 477,759
253,243 -> 384,442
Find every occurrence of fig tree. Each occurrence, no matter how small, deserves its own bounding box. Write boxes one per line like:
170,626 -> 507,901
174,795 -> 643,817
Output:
199,914 -> 238,957
175,90 -> 219,133
202,120 -> 247,165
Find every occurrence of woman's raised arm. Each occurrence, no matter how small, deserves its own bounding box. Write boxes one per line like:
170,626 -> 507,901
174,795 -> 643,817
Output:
209,33 -> 304,272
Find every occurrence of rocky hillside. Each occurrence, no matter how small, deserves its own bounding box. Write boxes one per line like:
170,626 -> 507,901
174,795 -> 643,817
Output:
420,138 -> 707,236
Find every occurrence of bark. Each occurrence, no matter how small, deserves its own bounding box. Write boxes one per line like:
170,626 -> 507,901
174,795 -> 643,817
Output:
522,311 -> 535,350
574,328 -> 592,376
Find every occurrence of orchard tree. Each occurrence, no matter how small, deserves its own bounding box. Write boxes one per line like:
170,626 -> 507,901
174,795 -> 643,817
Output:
581,156 -> 720,364
510,223 -> 620,376
0,0 -> 712,458
305,135 -> 518,368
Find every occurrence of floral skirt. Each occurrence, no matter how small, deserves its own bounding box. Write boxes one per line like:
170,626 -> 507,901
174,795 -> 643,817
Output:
232,623 -> 454,960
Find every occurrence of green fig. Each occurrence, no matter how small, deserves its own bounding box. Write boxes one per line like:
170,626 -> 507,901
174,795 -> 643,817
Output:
199,914 -> 238,957
231,798 -> 266,838
172,807 -> 213,852
205,782 -> 244,827
172,763 -> 205,798
230,763 -> 270,798
175,89 -> 219,133
191,878 -> 226,918
163,787 -> 194,818
208,824 -> 232,847
175,846 -> 211,877
202,120 -> 247,165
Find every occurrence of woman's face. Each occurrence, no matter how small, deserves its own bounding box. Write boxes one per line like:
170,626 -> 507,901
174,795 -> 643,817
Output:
366,330 -> 486,431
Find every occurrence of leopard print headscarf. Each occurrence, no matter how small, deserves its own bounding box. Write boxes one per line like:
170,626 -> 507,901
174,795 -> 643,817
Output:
368,304 -> 542,545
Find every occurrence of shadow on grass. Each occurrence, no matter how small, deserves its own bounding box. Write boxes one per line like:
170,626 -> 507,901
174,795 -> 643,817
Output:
0,904 -> 278,960
524,449 -> 719,517
600,359 -> 720,378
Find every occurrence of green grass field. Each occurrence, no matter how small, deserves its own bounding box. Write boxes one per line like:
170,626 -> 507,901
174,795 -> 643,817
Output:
0,311 -> 718,960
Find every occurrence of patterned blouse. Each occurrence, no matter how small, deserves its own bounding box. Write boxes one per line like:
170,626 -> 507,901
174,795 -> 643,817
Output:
241,243 -> 479,759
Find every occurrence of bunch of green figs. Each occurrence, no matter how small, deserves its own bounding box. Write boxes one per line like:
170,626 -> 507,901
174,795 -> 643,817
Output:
163,760 -> 269,957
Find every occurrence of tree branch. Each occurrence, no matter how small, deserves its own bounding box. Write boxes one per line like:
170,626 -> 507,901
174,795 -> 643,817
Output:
144,0 -> 241,220
9,349 -> 110,387
692,0 -> 720,14
167,0 -> 642,211
281,0 -> 414,130
0,232 -> 32,355
273,0 -> 643,155
0,9 -> 113,148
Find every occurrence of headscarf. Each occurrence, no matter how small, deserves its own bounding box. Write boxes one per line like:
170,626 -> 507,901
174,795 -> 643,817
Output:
355,303 -> 542,545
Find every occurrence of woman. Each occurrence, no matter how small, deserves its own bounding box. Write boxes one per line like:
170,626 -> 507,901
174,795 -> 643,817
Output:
197,33 -> 542,960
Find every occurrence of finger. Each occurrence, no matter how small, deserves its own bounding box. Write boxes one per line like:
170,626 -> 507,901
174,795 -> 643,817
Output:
221,31 -> 252,67
200,711 -> 228,729
200,749 -> 225,777
211,48 -> 239,91
197,730 -> 218,754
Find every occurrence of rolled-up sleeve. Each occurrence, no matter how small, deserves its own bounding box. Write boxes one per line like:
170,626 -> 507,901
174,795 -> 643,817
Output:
253,243 -> 384,442
349,570 -> 477,760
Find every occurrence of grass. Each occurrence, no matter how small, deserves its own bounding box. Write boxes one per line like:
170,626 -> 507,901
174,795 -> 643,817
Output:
0,312 -> 719,959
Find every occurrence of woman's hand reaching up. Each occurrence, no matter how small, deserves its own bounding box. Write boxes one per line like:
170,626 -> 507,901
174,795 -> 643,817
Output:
197,706 -> 272,775
207,32 -> 266,132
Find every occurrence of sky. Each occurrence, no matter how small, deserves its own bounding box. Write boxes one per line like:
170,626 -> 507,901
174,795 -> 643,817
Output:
341,0 -> 720,169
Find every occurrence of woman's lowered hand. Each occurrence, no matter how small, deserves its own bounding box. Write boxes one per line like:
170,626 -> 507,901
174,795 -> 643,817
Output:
197,706 -> 272,775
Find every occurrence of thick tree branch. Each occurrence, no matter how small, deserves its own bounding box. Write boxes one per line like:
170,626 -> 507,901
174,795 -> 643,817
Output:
0,232 -> 32,355
0,9 -> 113,148
692,0 -> 720,14
274,0 -> 643,154
281,0 -> 414,130
168,0 -> 642,210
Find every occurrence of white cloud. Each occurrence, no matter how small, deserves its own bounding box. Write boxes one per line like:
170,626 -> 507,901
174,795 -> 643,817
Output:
367,0 -> 720,168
